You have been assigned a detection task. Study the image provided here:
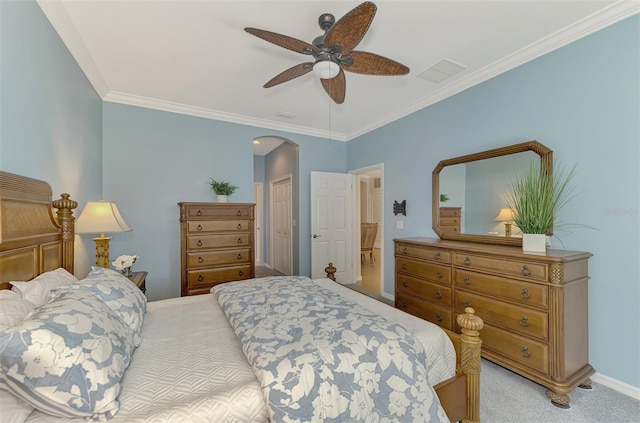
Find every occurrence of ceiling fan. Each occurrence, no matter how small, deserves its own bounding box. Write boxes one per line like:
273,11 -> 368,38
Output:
245,1 -> 410,104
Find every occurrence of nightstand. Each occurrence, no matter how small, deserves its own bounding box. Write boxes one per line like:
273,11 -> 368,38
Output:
127,271 -> 147,294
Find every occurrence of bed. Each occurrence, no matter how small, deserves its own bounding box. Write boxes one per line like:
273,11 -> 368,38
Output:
0,171 -> 483,422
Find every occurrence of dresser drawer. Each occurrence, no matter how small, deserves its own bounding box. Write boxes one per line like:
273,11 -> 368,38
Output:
186,233 -> 250,250
397,274 -> 452,307
396,257 -> 452,284
396,292 -> 453,331
440,217 -> 460,226
395,243 -> 451,264
187,265 -> 252,288
454,253 -> 547,282
187,220 -> 251,233
184,205 -> 253,219
478,322 -> 549,374
440,207 -> 461,218
455,270 -> 548,309
187,248 -> 251,268
455,291 -> 548,340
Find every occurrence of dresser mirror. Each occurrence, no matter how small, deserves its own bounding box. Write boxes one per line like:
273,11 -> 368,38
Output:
432,140 -> 553,246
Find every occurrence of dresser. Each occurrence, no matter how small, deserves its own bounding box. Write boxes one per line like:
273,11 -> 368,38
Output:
179,202 -> 255,296
439,207 -> 461,234
394,237 -> 593,407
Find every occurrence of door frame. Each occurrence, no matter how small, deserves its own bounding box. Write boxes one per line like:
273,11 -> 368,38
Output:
350,164 -> 384,296
269,174 -> 293,275
253,182 -> 263,265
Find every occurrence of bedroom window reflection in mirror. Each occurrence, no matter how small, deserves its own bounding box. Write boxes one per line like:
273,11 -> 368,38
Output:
432,141 -> 553,246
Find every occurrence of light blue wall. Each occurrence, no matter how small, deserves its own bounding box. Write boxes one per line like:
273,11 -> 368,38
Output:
102,103 -> 346,300
347,15 -> 640,388
0,0 -> 102,272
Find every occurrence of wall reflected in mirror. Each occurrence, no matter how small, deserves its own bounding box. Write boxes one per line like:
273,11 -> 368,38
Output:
438,151 -> 538,237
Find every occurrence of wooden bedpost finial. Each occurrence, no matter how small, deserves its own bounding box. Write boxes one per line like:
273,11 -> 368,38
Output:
457,307 -> 484,334
325,263 -> 336,281
52,193 -> 78,275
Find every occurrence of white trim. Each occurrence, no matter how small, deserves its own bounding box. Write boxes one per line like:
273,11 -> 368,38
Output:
592,372 -> 640,400
381,292 -> 394,302
253,182 -> 264,265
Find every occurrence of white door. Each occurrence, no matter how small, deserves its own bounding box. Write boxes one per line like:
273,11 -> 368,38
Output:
253,183 -> 263,265
310,171 -> 353,282
271,176 -> 292,275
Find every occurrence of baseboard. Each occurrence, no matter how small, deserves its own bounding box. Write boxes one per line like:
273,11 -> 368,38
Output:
592,372 -> 640,400
381,292 -> 394,302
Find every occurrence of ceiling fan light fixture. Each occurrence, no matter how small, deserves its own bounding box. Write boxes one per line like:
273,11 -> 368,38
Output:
313,60 -> 340,79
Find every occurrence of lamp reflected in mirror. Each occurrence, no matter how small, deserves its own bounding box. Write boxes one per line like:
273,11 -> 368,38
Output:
495,208 -> 515,237
75,201 -> 132,267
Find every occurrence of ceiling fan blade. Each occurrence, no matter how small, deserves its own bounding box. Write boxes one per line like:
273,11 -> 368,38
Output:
324,1 -> 376,55
264,63 -> 314,88
245,27 -> 318,55
321,68 -> 346,104
344,51 -> 410,75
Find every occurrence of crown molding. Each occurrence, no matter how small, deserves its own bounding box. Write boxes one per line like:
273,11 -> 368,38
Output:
103,92 -> 348,141
37,0 -> 109,98
345,1 -> 640,141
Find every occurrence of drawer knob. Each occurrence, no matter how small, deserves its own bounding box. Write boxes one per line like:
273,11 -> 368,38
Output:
520,316 -> 529,327
198,257 -> 204,264
464,276 -> 471,285
197,275 -> 204,282
402,280 -> 408,288
521,265 -> 531,276
197,240 -> 203,247
237,254 -> 243,260
402,263 -> 407,270
436,270 -> 443,278
237,223 -> 242,230
401,299 -> 408,307
434,252 -> 441,260
521,346 -> 531,358
464,257 -> 471,266
436,313 -> 443,322
464,299 -> 471,307
237,238 -> 243,244
197,224 -> 203,231
239,270 -> 244,277
196,210 -> 202,216
435,290 -> 442,299
521,288 -> 531,299
237,210 -> 242,216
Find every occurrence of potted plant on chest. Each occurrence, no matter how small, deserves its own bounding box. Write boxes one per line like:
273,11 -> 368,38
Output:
503,162 -> 577,253
209,179 -> 238,203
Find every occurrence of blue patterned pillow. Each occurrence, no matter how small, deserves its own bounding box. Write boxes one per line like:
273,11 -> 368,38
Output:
64,267 -> 147,335
0,290 -> 141,420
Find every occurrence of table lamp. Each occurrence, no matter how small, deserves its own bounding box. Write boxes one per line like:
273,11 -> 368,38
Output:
494,208 -> 515,237
75,201 -> 132,267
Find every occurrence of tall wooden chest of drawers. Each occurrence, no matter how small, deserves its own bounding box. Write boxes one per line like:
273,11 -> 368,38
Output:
179,202 -> 255,296
439,207 -> 461,234
395,237 -> 593,407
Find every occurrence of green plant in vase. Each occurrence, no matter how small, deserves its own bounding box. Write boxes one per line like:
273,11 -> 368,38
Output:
503,162 -> 577,252
209,179 -> 238,202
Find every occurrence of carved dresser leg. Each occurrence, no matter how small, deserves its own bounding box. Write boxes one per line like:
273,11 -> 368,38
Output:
546,390 -> 570,409
578,378 -> 593,390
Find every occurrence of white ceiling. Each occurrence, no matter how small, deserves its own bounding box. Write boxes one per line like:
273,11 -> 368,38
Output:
39,0 -> 638,148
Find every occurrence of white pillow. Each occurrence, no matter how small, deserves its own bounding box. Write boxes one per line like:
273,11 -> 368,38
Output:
0,290 -> 35,331
0,389 -> 34,423
10,268 -> 78,307
0,289 -> 141,420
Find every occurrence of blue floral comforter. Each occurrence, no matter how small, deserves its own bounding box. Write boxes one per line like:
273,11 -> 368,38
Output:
213,276 -> 449,422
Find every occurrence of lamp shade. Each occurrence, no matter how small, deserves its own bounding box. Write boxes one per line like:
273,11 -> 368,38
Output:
313,60 -> 340,79
75,201 -> 132,234
495,208 -> 515,222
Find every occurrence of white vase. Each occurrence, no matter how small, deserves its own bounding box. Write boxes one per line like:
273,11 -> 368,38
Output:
522,233 -> 546,253
217,194 -> 228,203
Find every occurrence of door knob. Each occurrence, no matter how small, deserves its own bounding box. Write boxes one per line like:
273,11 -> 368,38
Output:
312,234 -> 322,238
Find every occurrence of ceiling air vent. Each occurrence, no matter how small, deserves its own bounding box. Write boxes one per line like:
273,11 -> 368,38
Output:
275,111 -> 296,119
417,58 -> 467,83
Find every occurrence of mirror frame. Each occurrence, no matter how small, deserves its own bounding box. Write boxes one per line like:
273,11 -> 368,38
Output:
432,140 -> 553,246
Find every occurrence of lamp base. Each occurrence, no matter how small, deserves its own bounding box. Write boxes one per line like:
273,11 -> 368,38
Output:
92,236 -> 112,268
504,222 -> 512,237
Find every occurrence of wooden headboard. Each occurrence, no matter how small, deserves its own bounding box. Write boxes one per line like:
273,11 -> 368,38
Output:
0,171 -> 77,289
